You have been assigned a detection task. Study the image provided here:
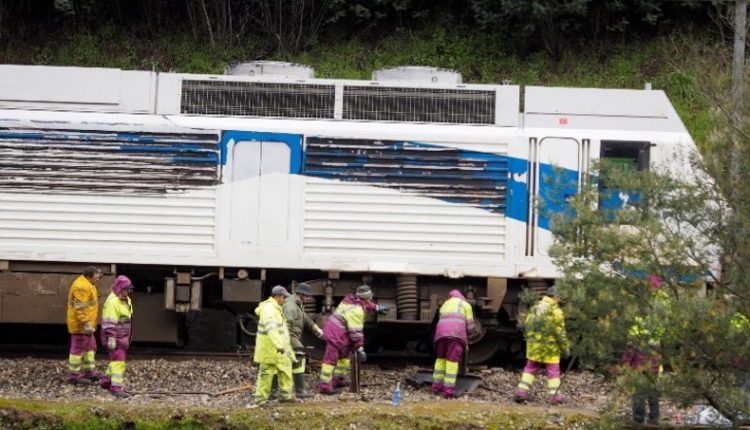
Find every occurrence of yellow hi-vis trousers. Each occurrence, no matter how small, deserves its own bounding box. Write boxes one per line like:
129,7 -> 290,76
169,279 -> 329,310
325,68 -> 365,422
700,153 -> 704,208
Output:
433,358 -> 459,388
256,359 -> 293,404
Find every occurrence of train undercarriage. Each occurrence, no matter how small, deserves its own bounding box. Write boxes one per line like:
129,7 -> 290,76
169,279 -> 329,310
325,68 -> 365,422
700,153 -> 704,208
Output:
0,261 -> 546,363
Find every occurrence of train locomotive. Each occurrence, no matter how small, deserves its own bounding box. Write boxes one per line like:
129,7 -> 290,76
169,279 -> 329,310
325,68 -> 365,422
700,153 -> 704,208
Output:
0,63 -> 695,362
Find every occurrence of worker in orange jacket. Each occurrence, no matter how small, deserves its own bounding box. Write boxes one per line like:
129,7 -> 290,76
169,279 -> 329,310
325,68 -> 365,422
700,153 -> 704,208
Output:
66,266 -> 102,384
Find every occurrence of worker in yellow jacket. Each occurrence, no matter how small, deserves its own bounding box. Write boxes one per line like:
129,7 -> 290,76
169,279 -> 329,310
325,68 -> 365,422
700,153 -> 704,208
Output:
514,286 -> 569,405
66,266 -> 102,384
99,275 -> 134,399
432,289 -> 476,398
254,285 -> 295,405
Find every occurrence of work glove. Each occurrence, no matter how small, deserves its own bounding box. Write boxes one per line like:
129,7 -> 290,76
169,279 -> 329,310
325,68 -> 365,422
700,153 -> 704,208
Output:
315,328 -> 326,341
83,322 -> 94,335
356,347 -> 367,363
107,337 -> 117,352
376,304 -> 390,315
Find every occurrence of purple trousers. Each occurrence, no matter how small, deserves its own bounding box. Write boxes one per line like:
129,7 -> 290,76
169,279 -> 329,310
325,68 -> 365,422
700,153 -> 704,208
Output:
434,338 -> 464,362
70,334 -> 96,355
68,334 -> 98,382
322,342 -> 352,367
522,360 -> 561,378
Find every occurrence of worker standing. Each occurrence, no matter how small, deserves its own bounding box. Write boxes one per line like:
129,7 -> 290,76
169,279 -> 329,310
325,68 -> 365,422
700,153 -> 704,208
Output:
254,285 -> 295,405
318,285 -> 388,394
283,282 -> 325,398
514,286 -> 569,405
66,266 -> 102,384
432,289 -> 475,398
99,275 -> 134,399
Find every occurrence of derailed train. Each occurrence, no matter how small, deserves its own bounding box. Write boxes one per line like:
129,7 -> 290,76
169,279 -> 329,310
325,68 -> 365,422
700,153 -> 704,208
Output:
0,63 -> 695,362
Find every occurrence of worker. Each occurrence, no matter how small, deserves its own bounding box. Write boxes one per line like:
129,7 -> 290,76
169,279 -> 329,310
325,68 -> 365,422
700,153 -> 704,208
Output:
66,266 -> 102,385
318,285 -> 388,394
99,275 -> 134,399
623,274 -> 666,425
282,282 -> 325,398
254,285 -> 295,405
729,310 -> 749,408
431,289 -> 476,398
514,286 -> 569,405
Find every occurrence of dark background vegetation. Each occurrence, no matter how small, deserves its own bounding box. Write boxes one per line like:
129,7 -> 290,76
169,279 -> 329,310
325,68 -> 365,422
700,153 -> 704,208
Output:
0,1 -> 738,144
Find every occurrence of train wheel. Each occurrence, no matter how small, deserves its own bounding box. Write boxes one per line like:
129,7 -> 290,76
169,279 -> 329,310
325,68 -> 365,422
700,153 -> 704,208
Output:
467,332 -> 501,364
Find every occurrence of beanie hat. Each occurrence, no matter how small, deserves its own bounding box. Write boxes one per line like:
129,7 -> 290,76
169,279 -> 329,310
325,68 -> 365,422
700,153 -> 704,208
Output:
356,285 -> 373,300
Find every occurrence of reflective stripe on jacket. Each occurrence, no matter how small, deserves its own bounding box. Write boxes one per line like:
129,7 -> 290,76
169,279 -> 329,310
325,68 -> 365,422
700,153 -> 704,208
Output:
434,296 -> 475,345
101,292 -> 133,349
254,297 -> 292,364
524,296 -> 568,364
283,294 -> 321,350
322,294 -> 366,349
66,275 -> 98,334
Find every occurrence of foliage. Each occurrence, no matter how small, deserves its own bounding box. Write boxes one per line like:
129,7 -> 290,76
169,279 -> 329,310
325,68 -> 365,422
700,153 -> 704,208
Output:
0,0 -> 710,56
0,399 -> 598,429
466,0 -> 704,58
549,140 -> 750,424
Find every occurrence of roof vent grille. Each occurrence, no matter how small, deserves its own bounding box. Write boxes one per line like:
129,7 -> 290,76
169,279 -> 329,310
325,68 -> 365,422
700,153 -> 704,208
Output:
180,80 -> 335,119
342,86 -> 496,124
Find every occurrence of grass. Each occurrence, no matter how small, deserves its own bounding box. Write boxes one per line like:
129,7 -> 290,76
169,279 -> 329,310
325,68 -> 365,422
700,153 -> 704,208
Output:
0,398 -> 598,430
0,26 -> 723,147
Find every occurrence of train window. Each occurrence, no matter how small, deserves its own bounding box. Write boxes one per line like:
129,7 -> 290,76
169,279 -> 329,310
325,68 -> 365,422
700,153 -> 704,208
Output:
600,140 -> 650,171
599,140 -> 651,213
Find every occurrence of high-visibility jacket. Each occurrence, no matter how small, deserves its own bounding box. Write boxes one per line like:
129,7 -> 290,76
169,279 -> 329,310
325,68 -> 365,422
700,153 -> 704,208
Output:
628,315 -> 664,348
624,315 -> 663,373
730,312 -> 749,334
322,295 -> 366,350
254,297 -> 292,364
524,296 -> 568,364
434,294 -> 475,346
66,275 -> 99,334
101,292 -> 133,350
283,294 -> 321,350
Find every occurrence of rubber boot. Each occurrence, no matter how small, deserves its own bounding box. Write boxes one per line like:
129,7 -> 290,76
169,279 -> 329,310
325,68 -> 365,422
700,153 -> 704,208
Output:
431,382 -> 444,395
293,373 -> 312,399
82,370 -> 101,382
549,394 -> 565,405
514,389 -> 529,403
99,376 -> 112,390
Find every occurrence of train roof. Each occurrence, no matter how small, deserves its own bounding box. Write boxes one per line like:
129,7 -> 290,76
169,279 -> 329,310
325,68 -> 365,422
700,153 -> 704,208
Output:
0,64 -> 688,134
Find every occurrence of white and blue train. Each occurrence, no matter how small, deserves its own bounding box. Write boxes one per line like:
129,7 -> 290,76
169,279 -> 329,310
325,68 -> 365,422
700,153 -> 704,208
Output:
0,63 -> 694,360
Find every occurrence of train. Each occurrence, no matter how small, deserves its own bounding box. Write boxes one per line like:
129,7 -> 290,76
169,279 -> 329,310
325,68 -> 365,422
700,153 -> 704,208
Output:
0,62 -> 695,362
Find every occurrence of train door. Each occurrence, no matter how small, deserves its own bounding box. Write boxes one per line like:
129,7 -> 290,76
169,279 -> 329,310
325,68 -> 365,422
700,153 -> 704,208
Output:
526,137 -> 590,258
227,132 -> 302,247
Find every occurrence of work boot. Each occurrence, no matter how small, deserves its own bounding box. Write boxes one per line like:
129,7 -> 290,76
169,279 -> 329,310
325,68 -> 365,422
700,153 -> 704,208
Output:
99,376 -> 112,390
293,373 -> 312,399
82,370 -> 101,382
549,394 -> 565,406
68,375 -> 94,386
443,386 -> 456,399
431,382 -> 444,396
319,381 -> 334,395
514,389 -> 529,403
110,389 -> 131,399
